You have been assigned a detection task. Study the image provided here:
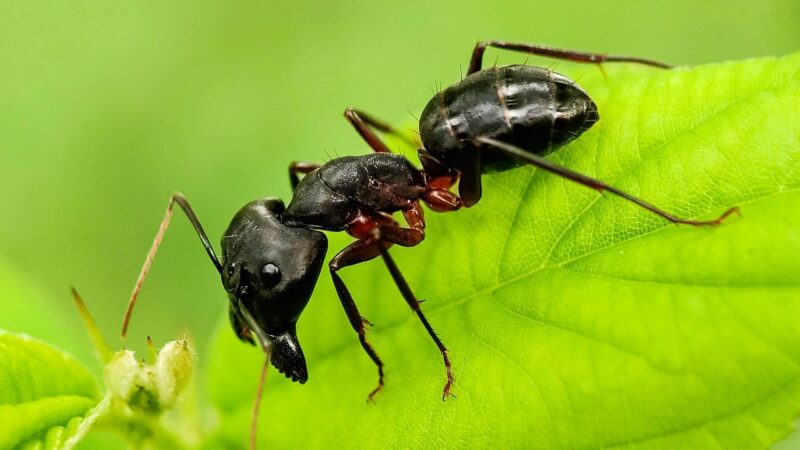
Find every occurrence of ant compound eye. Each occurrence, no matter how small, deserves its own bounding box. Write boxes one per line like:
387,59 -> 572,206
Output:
260,263 -> 281,288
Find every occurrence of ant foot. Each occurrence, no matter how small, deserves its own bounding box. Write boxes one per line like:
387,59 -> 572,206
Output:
441,378 -> 456,401
680,205 -> 741,227
366,382 -> 384,403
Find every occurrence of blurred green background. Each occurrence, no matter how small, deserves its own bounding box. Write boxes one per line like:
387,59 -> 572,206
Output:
1,0 -> 798,389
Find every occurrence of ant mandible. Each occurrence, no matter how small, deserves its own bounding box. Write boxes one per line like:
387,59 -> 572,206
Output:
121,41 -> 739,409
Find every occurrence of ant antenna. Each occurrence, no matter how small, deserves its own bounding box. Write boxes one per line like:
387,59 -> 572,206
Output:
250,357 -> 270,450
122,194 -> 222,338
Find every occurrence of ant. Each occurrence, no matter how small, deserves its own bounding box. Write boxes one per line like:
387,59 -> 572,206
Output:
121,41 -> 739,418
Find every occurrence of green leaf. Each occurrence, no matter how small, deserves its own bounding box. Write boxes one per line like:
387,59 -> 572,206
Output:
204,53 -> 800,449
0,331 -> 99,449
0,258 -> 92,367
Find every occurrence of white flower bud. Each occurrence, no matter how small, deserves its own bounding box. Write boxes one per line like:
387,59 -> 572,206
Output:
104,349 -> 142,402
155,339 -> 193,407
102,340 -> 193,414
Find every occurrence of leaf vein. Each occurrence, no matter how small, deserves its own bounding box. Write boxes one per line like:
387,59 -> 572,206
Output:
598,376 -> 800,450
541,75 -> 799,267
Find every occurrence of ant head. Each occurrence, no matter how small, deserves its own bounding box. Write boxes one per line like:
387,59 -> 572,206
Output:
221,198 -> 328,383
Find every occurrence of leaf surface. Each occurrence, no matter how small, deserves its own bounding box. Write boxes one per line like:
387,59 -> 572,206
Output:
205,53 -> 800,449
0,332 -> 98,449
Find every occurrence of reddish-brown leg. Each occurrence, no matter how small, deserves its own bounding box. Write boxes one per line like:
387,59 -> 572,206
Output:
360,215 -> 453,399
329,238 -> 388,402
330,208 -> 434,401
344,107 -> 419,153
289,161 -> 321,190
423,189 -> 463,212
468,40 -> 672,75
377,245 -> 455,400
362,215 -> 455,399
403,201 -> 426,231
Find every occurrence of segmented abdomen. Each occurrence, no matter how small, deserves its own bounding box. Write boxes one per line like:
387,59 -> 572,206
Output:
419,65 -> 598,172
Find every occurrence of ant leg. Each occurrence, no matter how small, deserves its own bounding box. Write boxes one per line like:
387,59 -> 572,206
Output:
122,193 -> 222,338
477,137 -> 740,226
467,40 -> 671,75
353,219 -> 454,399
375,242 -> 454,400
403,201 -> 426,231
329,239 -> 389,401
344,107 -> 419,153
329,210 -> 426,401
289,161 -> 321,190
343,219 -> 455,399
423,189 -> 463,212
458,144 -> 483,207
378,221 -> 424,247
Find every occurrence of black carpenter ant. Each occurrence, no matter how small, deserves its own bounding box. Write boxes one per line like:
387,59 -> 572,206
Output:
121,41 -> 739,418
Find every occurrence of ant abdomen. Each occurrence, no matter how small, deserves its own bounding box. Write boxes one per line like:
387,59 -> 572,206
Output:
419,65 -> 598,173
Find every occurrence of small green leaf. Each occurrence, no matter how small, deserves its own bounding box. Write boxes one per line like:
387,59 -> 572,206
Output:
0,259 -> 90,367
205,53 -> 800,449
0,331 -> 98,449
